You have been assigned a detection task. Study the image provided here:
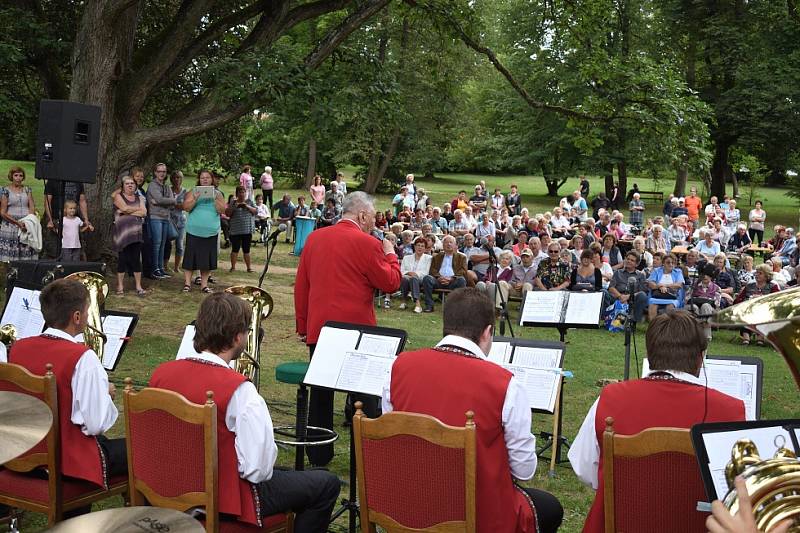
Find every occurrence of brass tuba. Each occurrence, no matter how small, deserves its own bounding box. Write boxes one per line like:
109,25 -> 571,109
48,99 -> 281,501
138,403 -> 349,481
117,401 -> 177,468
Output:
723,439 -> 800,531
224,285 -> 273,390
65,271 -> 108,362
711,287 -> 800,530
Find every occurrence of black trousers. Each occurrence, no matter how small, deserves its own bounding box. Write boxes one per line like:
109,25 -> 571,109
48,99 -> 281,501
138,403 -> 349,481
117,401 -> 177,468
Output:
257,468 -> 340,532
97,436 -> 128,478
523,487 -> 564,533
306,344 -> 381,466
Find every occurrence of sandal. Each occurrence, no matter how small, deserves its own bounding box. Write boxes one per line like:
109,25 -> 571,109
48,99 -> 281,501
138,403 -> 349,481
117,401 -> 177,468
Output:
136,289 -> 147,297
115,290 -> 124,296
202,287 -> 213,293
182,285 -> 191,293
229,267 -> 235,272
741,338 -> 750,345
247,269 -> 255,273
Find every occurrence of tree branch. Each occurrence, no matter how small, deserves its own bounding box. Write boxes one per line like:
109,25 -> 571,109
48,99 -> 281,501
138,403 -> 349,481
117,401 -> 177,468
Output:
305,0 -> 391,70
409,1 -> 603,122
10,0 -> 69,99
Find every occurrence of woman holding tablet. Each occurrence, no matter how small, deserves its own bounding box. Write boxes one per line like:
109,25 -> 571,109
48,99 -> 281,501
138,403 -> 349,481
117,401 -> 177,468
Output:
182,169 -> 226,293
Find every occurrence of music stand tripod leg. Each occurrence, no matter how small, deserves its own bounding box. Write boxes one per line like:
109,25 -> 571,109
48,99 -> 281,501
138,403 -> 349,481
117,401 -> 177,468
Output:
490,256 -> 515,337
548,378 -> 563,477
258,235 -> 279,288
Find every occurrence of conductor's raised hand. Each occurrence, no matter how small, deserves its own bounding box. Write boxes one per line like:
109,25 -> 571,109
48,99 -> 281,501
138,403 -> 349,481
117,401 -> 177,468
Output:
382,238 -> 395,255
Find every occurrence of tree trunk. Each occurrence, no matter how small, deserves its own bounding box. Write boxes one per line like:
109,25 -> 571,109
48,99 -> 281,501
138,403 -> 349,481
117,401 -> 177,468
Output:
304,138 -> 317,188
604,163 -> 614,197
674,162 -> 688,197
710,136 -> 731,199
731,170 -> 739,199
364,127 -> 401,194
617,160 -> 628,202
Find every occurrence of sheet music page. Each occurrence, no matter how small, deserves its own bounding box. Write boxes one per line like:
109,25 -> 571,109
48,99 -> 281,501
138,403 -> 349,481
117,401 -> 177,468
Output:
336,351 -> 395,396
519,291 -> 565,325
642,358 -> 759,421
303,327 -> 361,389
1,287 -> 45,339
357,333 -> 400,356
563,292 -> 604,325
503,365 -> 561,412
100,315 -> 134,370
176,325 -> 201,360
512,346 -> 562,369
488,341 -> 512,365
702,427 -> 794,500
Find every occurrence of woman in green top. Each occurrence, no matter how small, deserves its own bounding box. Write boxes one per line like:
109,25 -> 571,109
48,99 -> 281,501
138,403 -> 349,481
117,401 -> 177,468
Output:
182,169 -> 226,293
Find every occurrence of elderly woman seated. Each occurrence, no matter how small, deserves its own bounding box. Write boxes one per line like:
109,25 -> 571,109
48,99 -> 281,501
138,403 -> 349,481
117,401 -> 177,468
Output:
686,263 -> 722,340
733,263 -> 781,345
647,253 -> 685,321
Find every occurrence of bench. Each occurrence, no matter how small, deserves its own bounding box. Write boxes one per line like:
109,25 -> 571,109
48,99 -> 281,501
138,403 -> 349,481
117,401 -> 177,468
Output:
636,190 -> 664,207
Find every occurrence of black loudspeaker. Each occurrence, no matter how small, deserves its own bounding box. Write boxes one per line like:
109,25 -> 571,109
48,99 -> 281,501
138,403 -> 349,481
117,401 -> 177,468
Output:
35,100 -> 102,184
7,260 -> 106,289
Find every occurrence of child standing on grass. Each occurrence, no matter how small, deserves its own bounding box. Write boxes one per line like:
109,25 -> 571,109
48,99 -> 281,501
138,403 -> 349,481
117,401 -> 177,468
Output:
61,200 -> 86,261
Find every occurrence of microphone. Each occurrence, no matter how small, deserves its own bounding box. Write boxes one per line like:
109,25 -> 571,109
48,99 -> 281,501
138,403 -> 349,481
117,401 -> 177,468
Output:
267,223 -> 287,243
627,276 -> 637,295
481,237 -> 497,260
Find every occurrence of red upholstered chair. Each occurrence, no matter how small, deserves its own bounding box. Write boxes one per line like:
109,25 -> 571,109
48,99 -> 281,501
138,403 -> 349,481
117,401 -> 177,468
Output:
602,417 -> 709,533
123,381 -> 291,533
0,363 -> 129,525
352,401 -> 476,532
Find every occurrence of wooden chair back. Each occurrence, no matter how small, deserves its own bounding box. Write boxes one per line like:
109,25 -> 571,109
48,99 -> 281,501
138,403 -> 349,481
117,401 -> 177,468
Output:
603,417 -> 708,533
353,402 -> 476,533
123,381 -> 219,532
0,362 -> 62,523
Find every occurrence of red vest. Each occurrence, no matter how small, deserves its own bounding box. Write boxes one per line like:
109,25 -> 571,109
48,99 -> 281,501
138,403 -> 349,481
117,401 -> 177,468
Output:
390,348 -> 536,533
582,378 -> 746,533
149,359 -> 260,526
9,335 -> 106,488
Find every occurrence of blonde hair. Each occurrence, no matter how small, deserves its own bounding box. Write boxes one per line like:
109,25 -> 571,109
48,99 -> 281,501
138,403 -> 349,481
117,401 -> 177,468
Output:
755,263 -> 773,281
63,200 -> 78,214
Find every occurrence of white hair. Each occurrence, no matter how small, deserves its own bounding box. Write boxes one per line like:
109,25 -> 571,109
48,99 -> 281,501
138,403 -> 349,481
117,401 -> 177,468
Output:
264,166 -> 272,173
342,191 -> 375,215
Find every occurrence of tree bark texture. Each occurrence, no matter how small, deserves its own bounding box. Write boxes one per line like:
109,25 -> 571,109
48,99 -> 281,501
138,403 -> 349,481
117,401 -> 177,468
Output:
305,138 -> 317,188
674,163 -> 688,197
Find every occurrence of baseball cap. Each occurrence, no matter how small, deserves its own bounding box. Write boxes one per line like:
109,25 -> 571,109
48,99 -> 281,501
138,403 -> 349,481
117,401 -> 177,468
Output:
521,248 -> 533,257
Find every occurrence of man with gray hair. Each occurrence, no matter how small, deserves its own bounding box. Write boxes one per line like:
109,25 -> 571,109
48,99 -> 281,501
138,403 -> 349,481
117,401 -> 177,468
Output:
295,191 -> 401,466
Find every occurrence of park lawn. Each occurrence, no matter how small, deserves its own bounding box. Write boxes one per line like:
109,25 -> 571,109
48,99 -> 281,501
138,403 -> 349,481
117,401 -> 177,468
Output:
0,161 -> 797,531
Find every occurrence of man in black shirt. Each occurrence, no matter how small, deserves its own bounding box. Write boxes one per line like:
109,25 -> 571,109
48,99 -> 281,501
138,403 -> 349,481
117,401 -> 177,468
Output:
469,185 -> 487,213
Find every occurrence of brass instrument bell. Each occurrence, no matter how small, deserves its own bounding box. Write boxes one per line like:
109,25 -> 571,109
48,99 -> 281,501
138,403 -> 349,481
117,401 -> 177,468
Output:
65,271 -> 109,362
224,285 -> 273,390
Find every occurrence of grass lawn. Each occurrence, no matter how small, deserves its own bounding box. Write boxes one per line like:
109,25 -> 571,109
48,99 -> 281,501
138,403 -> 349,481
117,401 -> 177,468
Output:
0,159 -> 798,531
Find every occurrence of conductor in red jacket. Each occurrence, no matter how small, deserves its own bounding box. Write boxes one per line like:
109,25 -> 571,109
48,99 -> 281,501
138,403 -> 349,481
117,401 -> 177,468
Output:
295,191 -> 401,466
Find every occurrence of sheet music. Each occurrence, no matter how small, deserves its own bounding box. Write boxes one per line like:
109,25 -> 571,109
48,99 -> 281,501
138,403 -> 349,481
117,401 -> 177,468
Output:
1,287 -> 45,339
357,334 -> 400,356
563,292 -> 604,325
488,341 -> 512,365
642,358 -> 759,421
336,351 -> 395,396
302,327 -> 361,389
503,365 -> 561,412
512,346 -> 562,369
702,427 -> 795,500
100,314 -> 134,370
519,291 -> 565,325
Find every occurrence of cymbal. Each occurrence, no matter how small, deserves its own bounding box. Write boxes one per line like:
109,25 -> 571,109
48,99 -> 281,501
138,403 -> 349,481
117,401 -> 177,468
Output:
46,507 -> 204,533
0,391 -> 52,465
710,286 -> 800,328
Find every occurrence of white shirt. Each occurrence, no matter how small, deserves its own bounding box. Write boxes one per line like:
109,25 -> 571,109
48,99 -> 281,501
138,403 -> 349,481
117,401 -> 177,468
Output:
0,343 -> 7,363
401,253 -> 432,278
382,335 -> 538,480
42,328 -> 118,436
192,351 -> 278,484
568,369 -> 705,489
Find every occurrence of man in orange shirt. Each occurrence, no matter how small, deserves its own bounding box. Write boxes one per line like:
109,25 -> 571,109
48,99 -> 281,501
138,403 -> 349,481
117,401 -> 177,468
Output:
684,186 -> 703,225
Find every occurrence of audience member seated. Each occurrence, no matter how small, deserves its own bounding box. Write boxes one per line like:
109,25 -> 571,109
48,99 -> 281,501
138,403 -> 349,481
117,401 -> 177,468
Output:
605,251 -> 649,323
476,249 -> 515,308
422,235 -> 467,312
682,248 -> 701,284
733,264 -> 780,345
568,310 -> 746,532
645,224 -> 669,254
464,234 -> 502,286
631,236 -> 653,272
462,206 -> 478,230
566,249 -> 599,291
324,181 -> 344,210
474,212 -> 495,241
696,229 -> 721,261
647,253 -> 685,320
727,223 -> 752,254
430,207 -> 448,233
712,253 -> 738,308
448,209 -> 470,240
272,194 -> 295,243
600,233 -> 623,270
686,263 -> 722,339
590,245 -> 614,289
765,225 -> 786,252
511,230 -> 530,257
398,230 -> 414,258
770,227 -> 796,266
499,247 -> 537,305
318,198 -> 341,227
534,244 -> 572,291
398,237 -> 431,313
469,184 -> 487,212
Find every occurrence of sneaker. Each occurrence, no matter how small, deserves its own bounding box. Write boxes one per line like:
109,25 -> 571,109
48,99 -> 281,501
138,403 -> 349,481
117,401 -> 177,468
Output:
208,276 -> 217,284
414,305 -> 422,314
399,303 -> 407,310
423,306 -> 434,313
152,272 -> 167,280
383,299 -> 391,309
157,270 -> 171,278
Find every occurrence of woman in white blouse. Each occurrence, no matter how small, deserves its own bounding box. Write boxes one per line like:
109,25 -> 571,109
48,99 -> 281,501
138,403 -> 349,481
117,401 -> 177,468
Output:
399,237 -> 432,313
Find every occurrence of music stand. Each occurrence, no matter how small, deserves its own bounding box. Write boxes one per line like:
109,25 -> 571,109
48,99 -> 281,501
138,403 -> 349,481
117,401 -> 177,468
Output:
519,290 -> 603,343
